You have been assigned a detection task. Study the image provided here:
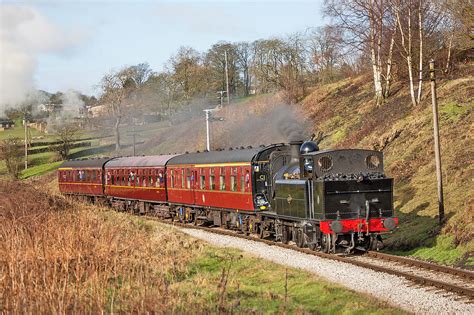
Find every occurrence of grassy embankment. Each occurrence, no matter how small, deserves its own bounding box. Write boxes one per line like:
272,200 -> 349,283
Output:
0,180 -> 403,314
301,65 -> 473,267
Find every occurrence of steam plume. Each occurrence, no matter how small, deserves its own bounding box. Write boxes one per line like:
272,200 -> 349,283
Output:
0,4 -> 81,113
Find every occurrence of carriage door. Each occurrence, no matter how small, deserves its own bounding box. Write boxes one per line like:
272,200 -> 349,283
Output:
192,168 -> 198,205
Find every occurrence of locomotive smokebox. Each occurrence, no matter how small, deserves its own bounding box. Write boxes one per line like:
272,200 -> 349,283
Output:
289,140 -> 304,164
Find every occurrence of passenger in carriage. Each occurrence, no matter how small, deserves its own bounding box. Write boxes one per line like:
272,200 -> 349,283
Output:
245,169 -> 250,189
158,171 -> 164,186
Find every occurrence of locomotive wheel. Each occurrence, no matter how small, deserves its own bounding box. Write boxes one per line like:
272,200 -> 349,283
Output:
295,229 -> 305,248
281,226 -> 290,244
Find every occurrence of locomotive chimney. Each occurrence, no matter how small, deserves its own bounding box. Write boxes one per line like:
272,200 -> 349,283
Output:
289,140 -> 303,164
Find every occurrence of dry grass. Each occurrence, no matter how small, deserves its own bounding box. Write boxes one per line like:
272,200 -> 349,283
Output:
0,180 -> 203,313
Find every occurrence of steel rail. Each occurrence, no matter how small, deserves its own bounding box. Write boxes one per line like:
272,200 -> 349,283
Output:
366,251 -> 474,281
145,216 -> 474,300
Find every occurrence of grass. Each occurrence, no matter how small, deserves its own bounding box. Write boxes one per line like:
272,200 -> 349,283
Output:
172,245 -> 404,314
0,125 -> 51,140
0,180 -> 202,313
20,161 -> 63,179
439,100 -> 472,124
0,180 -> 405,313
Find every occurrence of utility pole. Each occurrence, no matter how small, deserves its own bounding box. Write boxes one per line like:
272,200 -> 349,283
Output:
429,59 -> 444,224
224,50 -> 230,105
23,115 -> 28,170
127,120 -> 140,156
204,109 -> 211,151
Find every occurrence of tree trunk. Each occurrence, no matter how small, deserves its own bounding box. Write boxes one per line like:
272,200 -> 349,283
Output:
417,0 -> 423,104
384,29 -> 396,99
444,33 -> 453,73
369,1 -> 383,106
114,116 -> 121,151
396,3 -> 418,107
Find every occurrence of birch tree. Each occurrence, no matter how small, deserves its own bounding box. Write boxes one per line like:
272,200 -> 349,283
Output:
394,0 -> 418,106
324,0 -> 396,106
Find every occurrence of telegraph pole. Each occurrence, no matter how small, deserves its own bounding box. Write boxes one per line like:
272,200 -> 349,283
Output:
23,115 -> 28,170
224,50 -> 230,105
127,120 -> 140,156
429,59 -> 444,224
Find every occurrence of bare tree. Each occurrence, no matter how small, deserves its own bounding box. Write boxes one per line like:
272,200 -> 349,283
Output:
170,47 -> 209,101
308,25 -> 345,84
129,63 -> 153,86
50,123 -> 79,159
324,0 -> 396,105
0,137 -> 23,179
394,0 -> 418,106
417,0 -> 424,103
99,67 -> 137,151
235,42 -> 253,96
205,42 -> 239,97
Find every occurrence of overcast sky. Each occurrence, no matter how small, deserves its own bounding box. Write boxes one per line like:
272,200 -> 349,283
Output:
1,0 -> 325,99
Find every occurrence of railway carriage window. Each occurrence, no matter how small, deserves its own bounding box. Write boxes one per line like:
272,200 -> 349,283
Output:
186,169 -> 191,189
230,175 -> 237,192
92,170 -> 97,182
209,175 -> 215,190
200,175 -> 205,189
136,175 -> 140,186
170,170 -> 174,188
220,174 -> 226,190
111,175 -> 115,185
148,176 -> 152,187
142,176 -> 146,187
181,169 -> 185,188
245,170 -> 250,190
240,175 -> 245,192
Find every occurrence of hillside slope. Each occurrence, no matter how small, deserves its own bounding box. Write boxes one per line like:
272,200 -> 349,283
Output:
122,66 -> 473,266
302,64 -> 473,266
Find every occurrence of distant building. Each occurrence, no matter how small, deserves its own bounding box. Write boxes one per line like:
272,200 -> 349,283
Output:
0,118 -> 14,131
88,105 -> 107,117
38,103 -> 62,113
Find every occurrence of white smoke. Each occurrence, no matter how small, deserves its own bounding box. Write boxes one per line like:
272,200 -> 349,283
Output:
0,4 -> 80,112
61,89 -> 85,117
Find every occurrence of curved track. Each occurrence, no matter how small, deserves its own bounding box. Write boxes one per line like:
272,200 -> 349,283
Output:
145,216 -> 474,301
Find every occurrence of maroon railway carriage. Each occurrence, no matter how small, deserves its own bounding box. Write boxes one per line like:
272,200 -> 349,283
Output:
58,158 -> 112,197
165,144 -> 291,213
103,155 -> 177,203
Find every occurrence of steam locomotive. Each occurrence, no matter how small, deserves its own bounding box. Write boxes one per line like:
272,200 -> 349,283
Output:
58,141 -> 397,253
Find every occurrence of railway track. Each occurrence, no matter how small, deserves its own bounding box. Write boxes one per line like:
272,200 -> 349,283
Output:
146,216 -> 474,301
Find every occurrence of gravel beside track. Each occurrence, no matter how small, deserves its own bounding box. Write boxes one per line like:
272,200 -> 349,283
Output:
180,227 -> 474,314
